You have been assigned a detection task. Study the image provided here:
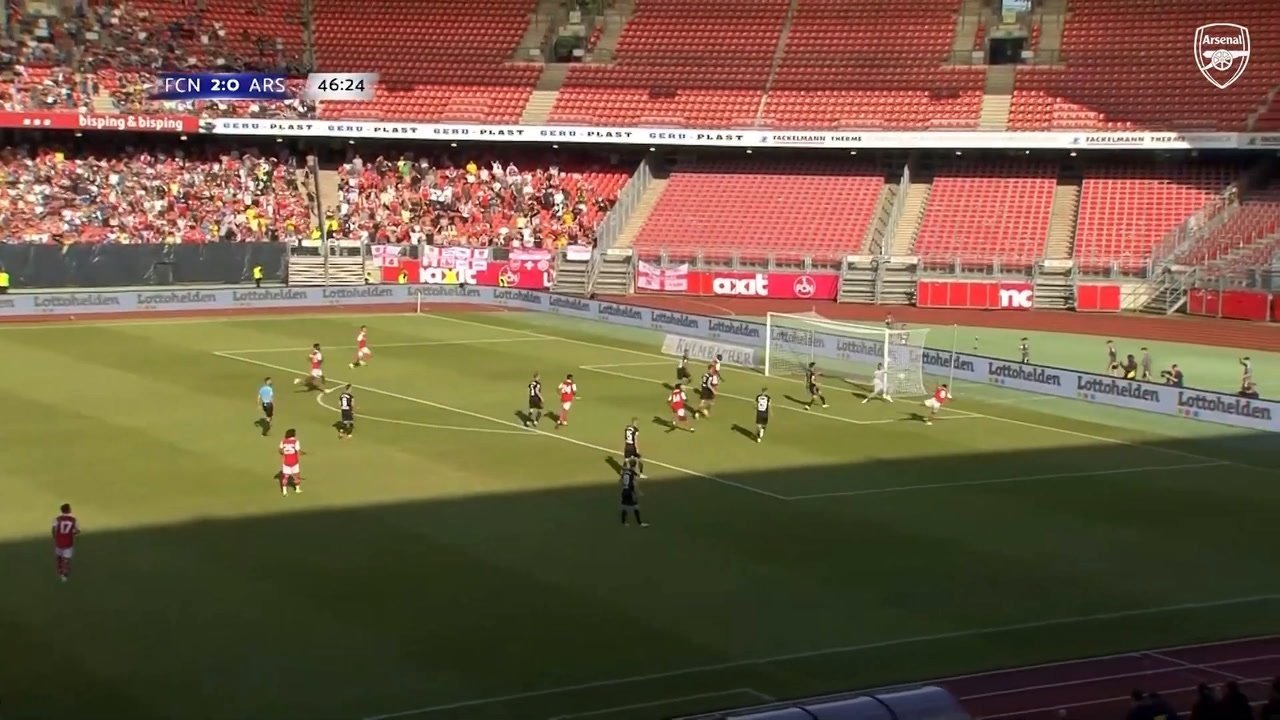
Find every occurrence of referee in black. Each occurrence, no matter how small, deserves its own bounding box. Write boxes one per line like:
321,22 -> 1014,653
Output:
620,458 -> 648,527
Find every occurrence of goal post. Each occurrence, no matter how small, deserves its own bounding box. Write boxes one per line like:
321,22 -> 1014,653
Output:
764,312 -> 932,397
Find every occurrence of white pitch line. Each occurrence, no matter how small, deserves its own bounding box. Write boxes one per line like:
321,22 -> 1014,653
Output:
974,676 -> 1274,720
579,361 -> 674,369
213,351 -> 786,501
358,594 -> 1280,720
314,393 -> 534,435
546,688 -> 771,720
1142,650 -> 1251,683
416,314 -> 1267,472
579,365 -> 970,426
220,337 -> 549,354
782,461 -> 1229,500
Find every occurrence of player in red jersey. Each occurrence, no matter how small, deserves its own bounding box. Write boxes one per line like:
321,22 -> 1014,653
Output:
52,503 -> 79,583
556,374 -> 577,428
349,326 -> 372,369
667,383 -> 695,432
923,383 -> 951,425
279,428 -> 304,495
293,343 -> 326,391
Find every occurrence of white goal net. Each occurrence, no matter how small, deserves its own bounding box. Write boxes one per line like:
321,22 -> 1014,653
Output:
764,312 -> 930,397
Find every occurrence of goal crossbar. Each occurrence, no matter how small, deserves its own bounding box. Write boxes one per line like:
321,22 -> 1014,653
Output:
764,312 -> 930,397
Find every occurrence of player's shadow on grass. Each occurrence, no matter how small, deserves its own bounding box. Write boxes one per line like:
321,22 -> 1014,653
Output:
729,424 -> 757,442
604,456 -> 623,473
904,412 -> 927,423
253,419 -> 271,437
514,410 -> 533,426
783,394 -> 810,408
661,382 -> 676,391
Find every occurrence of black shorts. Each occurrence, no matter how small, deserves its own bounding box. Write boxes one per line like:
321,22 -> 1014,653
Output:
699,387 -> 715,401
261,402 -> 274,418
676,366 -> 691,381
529,397 -> 543,410
623,444 -> 640,459
807,383 -> 819,395
620,491 -> 637,508
340,409 -> 354,424
756,411 -> 769,427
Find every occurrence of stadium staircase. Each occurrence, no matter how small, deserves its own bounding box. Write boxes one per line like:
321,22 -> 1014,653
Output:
886,177 -> 932,255
584,0 -> 634,62
610,175 -> 670,250
512,0 -> 560,60
978,66 -> 1015,130
286,255 -> 367,286
1032,0 -> 1066,64
753,0 -> 799,121
520,64 -> 569,124
949,0 -> 984,64
1044,169 -> 1082,260
552,253 -> 588,295
860,181 -> 897,255
591,254 -> 635,294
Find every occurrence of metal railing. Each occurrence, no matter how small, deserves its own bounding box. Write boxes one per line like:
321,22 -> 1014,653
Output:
871,163 -> 910,257
594,156 -> 654,252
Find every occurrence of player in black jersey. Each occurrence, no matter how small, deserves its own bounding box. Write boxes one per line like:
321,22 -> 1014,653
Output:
676,352 -> 691,383
619,458 -> 648,527
336,384 -> 355,439
804,362 -> 828,410
754,388 -> 771,443
622,418 -> 647,477
525,373 -> 544,427
694,365 -> 717,418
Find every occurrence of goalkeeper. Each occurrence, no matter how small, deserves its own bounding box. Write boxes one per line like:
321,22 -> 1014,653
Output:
861,363 -> 893,404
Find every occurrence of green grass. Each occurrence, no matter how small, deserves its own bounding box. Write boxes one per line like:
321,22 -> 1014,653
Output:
1,310 -> 1278,720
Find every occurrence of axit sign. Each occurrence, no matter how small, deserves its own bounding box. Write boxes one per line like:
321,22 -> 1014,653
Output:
998,284 -> 1034,310
421,267 -> 478,285
712,273 -> 770,297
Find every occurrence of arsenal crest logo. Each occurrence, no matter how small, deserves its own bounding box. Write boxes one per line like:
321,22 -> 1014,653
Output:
1195,23 -> 1250,89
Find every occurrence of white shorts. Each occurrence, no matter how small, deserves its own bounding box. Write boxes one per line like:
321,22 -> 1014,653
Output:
282,463 -> 300,476
358,347 -> 371,358
55,547 -> 74,559
873,382 -> 887,394
561,401 -> 572,411
924,397 -> 942,411
674,407 -> 687,419
310,368 -> 324,378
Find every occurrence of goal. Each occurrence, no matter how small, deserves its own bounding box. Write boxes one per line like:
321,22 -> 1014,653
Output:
764,312 -> 930,397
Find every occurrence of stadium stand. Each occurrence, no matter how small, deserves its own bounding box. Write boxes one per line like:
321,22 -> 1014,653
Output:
313,0 -> 540,122
630,159 -> 885,264
1007,0 -> 1280,131
911,161 -> 1058,268
760,0 -> 985,129
1072,162 -> 1241,271
330,151 -> 629,247
549,0 -> 786,127
0,143 -> 312,243
1177,186 -> 1280,269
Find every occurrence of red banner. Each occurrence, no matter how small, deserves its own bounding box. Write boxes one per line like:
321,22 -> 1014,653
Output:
916,280 -> 1035,310
381,262 -> 551,289
639,269 -> 839,300
0,111 -> 198,134
1189,288 -> 1271,321
1073,284 -> 1122,313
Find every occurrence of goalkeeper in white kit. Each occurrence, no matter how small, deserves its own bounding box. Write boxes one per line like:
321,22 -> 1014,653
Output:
862,362 -> 893,403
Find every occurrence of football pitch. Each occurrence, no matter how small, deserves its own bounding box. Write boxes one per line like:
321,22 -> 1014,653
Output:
1,308 -> 1278,720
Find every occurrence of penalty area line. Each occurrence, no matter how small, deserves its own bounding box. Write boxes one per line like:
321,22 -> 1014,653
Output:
358,594 -> 1280,720
314,393 -> 534,435
211,351 -> 786,501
